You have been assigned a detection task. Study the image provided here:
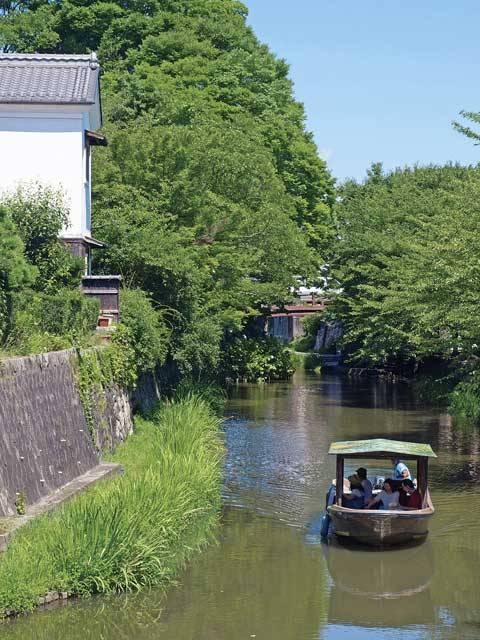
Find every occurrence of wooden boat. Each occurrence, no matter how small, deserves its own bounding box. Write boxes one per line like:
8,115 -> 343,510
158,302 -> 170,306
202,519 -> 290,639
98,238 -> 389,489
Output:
327,438 -> 436,547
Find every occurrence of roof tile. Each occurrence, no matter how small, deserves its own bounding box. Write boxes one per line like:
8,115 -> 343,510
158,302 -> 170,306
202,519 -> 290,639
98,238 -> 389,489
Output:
0,53 -> 99,104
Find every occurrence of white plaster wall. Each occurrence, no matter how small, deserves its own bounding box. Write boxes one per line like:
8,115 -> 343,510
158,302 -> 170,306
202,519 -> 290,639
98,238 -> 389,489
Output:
0,112 -> 88,237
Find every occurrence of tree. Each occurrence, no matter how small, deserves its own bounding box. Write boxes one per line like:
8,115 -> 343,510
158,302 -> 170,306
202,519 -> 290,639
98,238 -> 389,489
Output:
0,0 -> 335,375
1,183 -> 83,292
0,204 -> 34,342
328,163 -> 480,370
453,110 -> 480,145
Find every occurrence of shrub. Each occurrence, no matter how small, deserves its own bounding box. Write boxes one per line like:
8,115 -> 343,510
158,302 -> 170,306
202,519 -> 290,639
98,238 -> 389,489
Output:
290,335 -> 315,352
412,373 -> 456,407
449,373 -> 480,425
304,352 -> 323,372
119,288 -> 170,374
301,312 -> 325,338
2,183 -> 83,291
7,289 -> 99,354
0,205 -> 35,343
220,336 -> 294,382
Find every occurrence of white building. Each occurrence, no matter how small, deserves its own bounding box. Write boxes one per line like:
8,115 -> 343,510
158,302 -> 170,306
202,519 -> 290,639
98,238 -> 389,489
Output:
0,52 -> 106,273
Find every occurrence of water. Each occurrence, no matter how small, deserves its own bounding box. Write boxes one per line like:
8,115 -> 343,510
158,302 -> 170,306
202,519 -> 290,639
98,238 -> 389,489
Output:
2,372 -> 480,639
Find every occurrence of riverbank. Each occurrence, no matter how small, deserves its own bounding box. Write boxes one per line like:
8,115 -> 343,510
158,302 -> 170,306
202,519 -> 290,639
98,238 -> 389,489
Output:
0,395 -> 223,619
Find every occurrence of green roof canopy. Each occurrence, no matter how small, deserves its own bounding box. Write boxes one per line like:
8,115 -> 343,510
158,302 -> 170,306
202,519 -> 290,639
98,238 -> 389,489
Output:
328,438 -> 437,459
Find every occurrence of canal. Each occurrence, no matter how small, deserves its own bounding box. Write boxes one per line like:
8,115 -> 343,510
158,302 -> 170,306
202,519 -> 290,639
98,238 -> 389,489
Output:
2,372 -> 480,639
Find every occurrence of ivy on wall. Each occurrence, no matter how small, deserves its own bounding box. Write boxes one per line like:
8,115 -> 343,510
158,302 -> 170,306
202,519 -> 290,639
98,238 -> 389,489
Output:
74,326 -> 137,447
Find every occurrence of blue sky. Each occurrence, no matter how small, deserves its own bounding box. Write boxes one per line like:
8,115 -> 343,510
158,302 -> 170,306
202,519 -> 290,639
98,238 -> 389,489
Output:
246,0 -> 480,182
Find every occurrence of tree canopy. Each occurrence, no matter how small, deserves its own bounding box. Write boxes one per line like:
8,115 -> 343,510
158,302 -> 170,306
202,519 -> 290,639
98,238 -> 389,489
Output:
328,163 -> 480,373
0,0 -> 334,375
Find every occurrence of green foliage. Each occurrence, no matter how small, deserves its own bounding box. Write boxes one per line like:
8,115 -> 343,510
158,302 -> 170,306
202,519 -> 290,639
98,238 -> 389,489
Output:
303,352 -> 322,372
6,289 -> 99,356
301,312 -> 325,339
0,0 -> 335,374
328,163 -> 480,369
0,205 -> 35,343
0,395 -> 223,616
14,492 -> 26,516
174,378 -> 226,415
412,369 -> 457,407
453,110 -> 480,145
290,335 -> 315,352
326,161 -> 480,423
449,373 -> 480,426
289,314 -> 326,353
220,336 -> 294,382
75,329 -> 137,442
0,186 -> 89,354
287,349 -> 305,370
119,288 -> 170,373
1,184 -> 84,292
28,289 -> 97,337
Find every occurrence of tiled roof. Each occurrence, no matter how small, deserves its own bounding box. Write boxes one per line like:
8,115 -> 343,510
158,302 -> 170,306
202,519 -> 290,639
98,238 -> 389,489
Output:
0,53 -> 100,104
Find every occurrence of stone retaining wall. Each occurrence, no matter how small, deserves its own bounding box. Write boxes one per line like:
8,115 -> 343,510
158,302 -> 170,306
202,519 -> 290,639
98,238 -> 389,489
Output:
0,349 -> 136,517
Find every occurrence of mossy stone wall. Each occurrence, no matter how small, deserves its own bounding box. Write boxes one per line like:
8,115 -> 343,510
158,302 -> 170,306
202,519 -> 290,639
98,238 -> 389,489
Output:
0,349 -> 135,516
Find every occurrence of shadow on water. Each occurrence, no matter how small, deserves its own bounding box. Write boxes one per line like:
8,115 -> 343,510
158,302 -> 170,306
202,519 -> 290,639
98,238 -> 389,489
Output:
3,371 -> 480,639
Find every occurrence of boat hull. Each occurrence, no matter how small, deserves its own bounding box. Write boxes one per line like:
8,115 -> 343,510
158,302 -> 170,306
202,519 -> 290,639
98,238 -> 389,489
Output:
327,504 -> 434,546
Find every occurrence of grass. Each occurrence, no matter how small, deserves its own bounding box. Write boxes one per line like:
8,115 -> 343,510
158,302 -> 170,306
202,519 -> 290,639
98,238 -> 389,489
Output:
0,395 -> 223,617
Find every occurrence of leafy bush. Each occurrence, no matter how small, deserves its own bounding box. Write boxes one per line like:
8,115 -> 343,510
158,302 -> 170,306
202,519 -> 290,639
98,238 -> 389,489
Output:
290,335 -> 315,352
0,187 -> 91,353
449,373 -> 480,425
2,183 -> 83,291
301,312 -> 325,338
290,313 -> 327,353
119,288 -> 170,373
304,352 -> 323,372
0,205 -> 35,343
172,315 -> 223,380
412,372 -> 456,407
6,289 -> 99,355
220,336 -> 294,382
0,395 -> 223,616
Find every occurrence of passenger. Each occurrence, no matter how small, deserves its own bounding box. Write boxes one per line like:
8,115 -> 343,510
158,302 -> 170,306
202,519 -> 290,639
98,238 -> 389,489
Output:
356,467 -> 373,505
399,479 -> 423,510
392,457 -> 411,481
342,474 -> 365,509
366,479 -> 400,510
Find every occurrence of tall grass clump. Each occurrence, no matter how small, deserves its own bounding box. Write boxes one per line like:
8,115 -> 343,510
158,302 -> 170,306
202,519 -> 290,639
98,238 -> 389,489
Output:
449,376 -> 480,426
174,378 -> 226,415
0,395 -> 223,617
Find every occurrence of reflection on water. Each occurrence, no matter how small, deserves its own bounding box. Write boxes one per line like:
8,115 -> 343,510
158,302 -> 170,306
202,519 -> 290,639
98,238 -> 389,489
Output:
3,372 -> 480,639
324,541 -> 435,627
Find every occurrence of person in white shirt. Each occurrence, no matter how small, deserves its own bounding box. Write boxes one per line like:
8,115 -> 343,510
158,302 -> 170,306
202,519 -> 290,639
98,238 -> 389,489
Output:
366,479 -> 400,510
356,467 -> 373,505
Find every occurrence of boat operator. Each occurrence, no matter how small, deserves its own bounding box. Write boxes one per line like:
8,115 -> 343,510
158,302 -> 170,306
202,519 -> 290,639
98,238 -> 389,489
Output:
392,457 -> 411,480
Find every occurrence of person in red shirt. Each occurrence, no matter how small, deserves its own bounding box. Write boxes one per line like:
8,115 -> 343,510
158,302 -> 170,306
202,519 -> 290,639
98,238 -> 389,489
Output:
399,479 -> 422,510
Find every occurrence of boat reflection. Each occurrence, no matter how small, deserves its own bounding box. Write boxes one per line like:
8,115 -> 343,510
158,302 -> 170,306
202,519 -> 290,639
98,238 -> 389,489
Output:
323,540 -> 435,627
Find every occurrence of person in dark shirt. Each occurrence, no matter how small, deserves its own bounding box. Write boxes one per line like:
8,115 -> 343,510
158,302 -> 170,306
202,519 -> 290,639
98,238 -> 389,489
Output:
399,478 -> 422,510
342,474 -> 365,509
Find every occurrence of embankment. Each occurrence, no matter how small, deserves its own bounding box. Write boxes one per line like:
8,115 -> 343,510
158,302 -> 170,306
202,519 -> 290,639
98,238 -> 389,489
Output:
0,349 -> 160,517
0,395 -> 223,617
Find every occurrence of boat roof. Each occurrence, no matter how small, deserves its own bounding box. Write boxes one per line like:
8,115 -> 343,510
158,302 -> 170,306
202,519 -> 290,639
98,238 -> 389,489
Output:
328,438 -> 437,459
